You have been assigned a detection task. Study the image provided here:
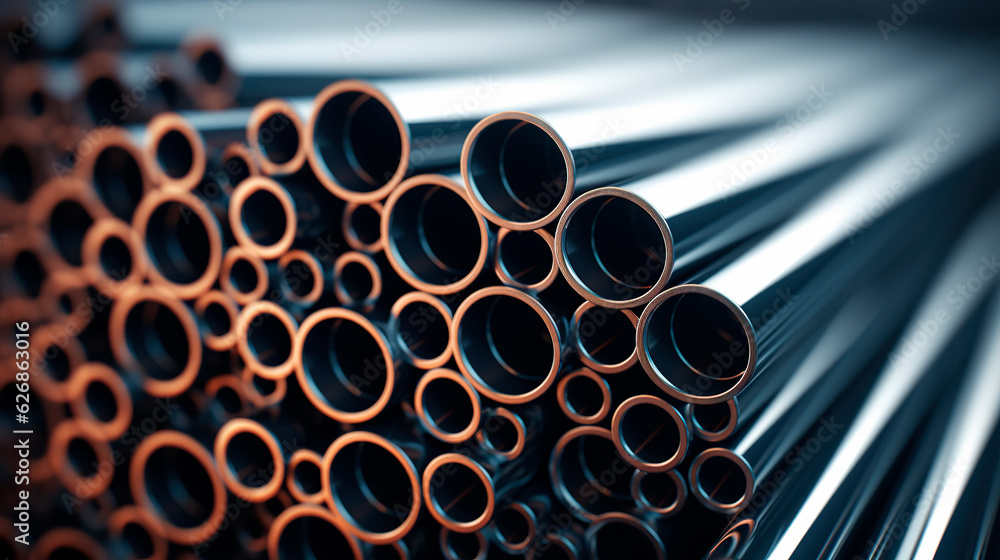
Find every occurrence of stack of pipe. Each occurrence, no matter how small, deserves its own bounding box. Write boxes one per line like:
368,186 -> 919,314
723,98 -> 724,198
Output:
1,2 -> 999,559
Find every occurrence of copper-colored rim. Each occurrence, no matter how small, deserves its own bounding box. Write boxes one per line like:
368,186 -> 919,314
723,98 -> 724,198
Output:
555,186 -> 673,309
584,513 -> 665,560
39,268 -> 94,334
637,284 -> 757,404
180,36 -> 240,111
82,217 -> 149,294
572,301 -> 640,374
26,176 -> 112,269
267,503 -> 363,560
382,174 -> 490,295
294,307 -> 396,423
493,501 -> 537,551
439,526 -> 487,560
549,425 -> 622,522
28,527 -> 105,560
0,226 -> 60,314
49,418 -> 114,497
219,142 -> 261,192
389,291 -> 454,369
130,430 -> 228,545
248,98 -> 307,175
205,374 -> 251,421
109,285 -> 202,397
277,249 -> 325,305
422,452 -> 495,533
707,518 -> 755,559
321,431 -> 422,544
342,200 -> 384,253
451,286 -> 561,405
144,112 -> 207,191
461,111 -> 575,231
214,418 -> 286,502
494,227 -> 560,292
630,469 -> 687,517
133,188 -> 223,300
332,250 -> 382,308
240,366 -> 288,408
557,368 -> 612,425
108,505 -> 170,560
228,176 -> 297,259
611,395 -> 689,473
221,245 -> 269,305
235,301 -> 299,380
415,368 -> 482,443
67,362 -> 133,441
306,79 -> 409,203
194,290 -> 240,351
29,323 -> 88,403
686,400 -> 740,442
286,449 -> 325,504
688,447 -> 755,514
73,126 -> 153,217
2,62 -> 58,125
475,407 -> 527,460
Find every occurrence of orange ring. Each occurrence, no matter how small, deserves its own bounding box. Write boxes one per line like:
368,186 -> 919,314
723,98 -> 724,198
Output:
144,112 -> 207,191
235,301 -> 299,380
389,291 -> 454,370
572,301 -> 639,374
49,419 -> 114,498
28,527 -> 105,560
267,503 -> 363,560
228,176 -> 297,259
475,407 -> 527,460
494,228 -> 560,292
415,368 -> 482,443
221,245 -> 269,305
81,217 -> 149,294
248,98 -> 307,176
286,449 -> 325,504
67,362 -> 133,441
193,290 -> 240,351
108,505 -> 169,560
611,395 -> 689,473
342,200 -> 384,253
277,249 -> 325,305
557,368 -> 612,425
214,418 -> 286,502
422,453 -> 495,533
332,250 -> 382,309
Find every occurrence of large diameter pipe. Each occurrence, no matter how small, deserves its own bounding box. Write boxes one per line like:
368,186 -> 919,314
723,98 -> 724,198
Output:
636,75 -> 1000,403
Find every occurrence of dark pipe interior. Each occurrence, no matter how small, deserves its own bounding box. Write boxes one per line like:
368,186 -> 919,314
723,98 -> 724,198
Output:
312,91 -> 402,193
618,403 -> 682,465
429,460 -> 489,525
591,519 -> 659,560
225,431 -> 276,488
156,130 -> 194,180
495,506 -> 531,546
87,76 -> 126,124
577,307 -> 635,367
99,235 -> 133,280
124,300 -> 191,381
565,375 -> 605,418
338,261 -> 375,302
258,112 -> 298,165
228,257 -> 260,294
697,455 -> 747,507
120,521 -> 155,559
0,144 -> 34,203
300,317 -> 389,412
328,440 -> 414,532
85,380 -> 118,423
50,199 -> 94,266
202,301 -> 231,337
349,203 -> 381,245
246,311 -> 293,368
275,513 -> 355,559
422,376 -> 475,435
240,188 -> 288,247
394,300 -> 449,362
293,459 -> 322,495
638,471 -> 680,511
144,200 -> 212,284
144,445 -> 217,529
498,230 -> 551,286
93,146 -> 144,220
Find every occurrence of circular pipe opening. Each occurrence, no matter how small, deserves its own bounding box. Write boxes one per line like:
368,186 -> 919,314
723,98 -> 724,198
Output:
383,176 -> 488,294
67,436 -> 100,478
494,503 -> 533,549
49,199 -> 94,267
690,449 -> 754,513
550,427 -> 633,521
258,112 -> 299,165
390,292 -> 452,369
278,252 -> 320,302
229,177 -> 296,259
309,81 -> 405,201
269,505 -> 361,560
93,146 -> 144,220
477,408 -> 524,458
98,235 -> 132,280
140,195 -> 217,292
156,130 -> 194,180
237,302 -> 296,379
0,144 -> 33,203
344,202 -> 382,250
296,309 -> 394,422
688,400 -> 739,442
85,382 -> 117,423
632,469 -> 686,516
197,49 -> 224,85
612,396 -> 688,472
585,514 -> 664,560
86,76 -> 125,123
574,302 -> 638,374
323,433 -> 420,543
452,287 -> 559,404
416,369 -> 480,443
463,113 -> 571,229
423,454 -> 493,532
13,250 -> 46,297
336,258 -> 377,304
292,454 -> 322,497
120,521 -> 155,559
556,188 -> 671,308
558,369 -> 610,424
216,419 -> 284,501
441,529 -> 486,560
230,257 -> 259,293
240,188 -> 288,247
495,228 -> 556,289
202,300 -> 232,337
638,286 -> 755,404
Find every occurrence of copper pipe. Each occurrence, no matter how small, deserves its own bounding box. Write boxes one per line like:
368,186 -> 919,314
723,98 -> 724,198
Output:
494,227 -> 559,293
143,112 -> 210,190
27,176 -> 111,270
267,503 -> 363,560
557,368 -> 611,425
286,448 -> 325,504
132,187 -> 223,300
240,366 -> 288,409
382,174 -> 491,295
177,37 -> 241,110
583,512 -> 665,560
221,245 -> 269,305
342,200 -> 384,254
214,417 -> 287,502
227,175 -> 297,260
28,527 -> 106,560
129,430 -> 228,545
235,300 -> 299,380
2,62 -> 63,127
685,400 -> 740,443
75,50 -> 189,126
415,367 -> 482,443
73,126 -> 153,221
48,418 -> 114,497
0,225 -> 59,307
451,286 -> 562,405
423,452 -> 496,533
294,307 -> 400,423
37,268 -> 95,335
218,141 -> 260,190
332,250 -> 382,311
204,374 -> 255,426
491,499 -> 544,554
67,362 -> 133,441
549,426 -> 637,522
247,98 -> 308,176
193,289 -> 239,352
0,118 -> 53,217
389,291 -> 453,370
108,285 -> 202,397
611,395 -> 690,473
439,526 -> 487,560
630,469 -> 686,518
570,301 -> 638,375
475,407 -> 528,461
321,431 -> 422,544
29,322 -> 88,403
81,216 -> 148,295
275,249 -> 325,308
108,505 -> 170,560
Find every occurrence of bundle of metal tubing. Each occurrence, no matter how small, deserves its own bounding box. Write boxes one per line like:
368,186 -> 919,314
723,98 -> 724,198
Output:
1,2 -> 999,559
